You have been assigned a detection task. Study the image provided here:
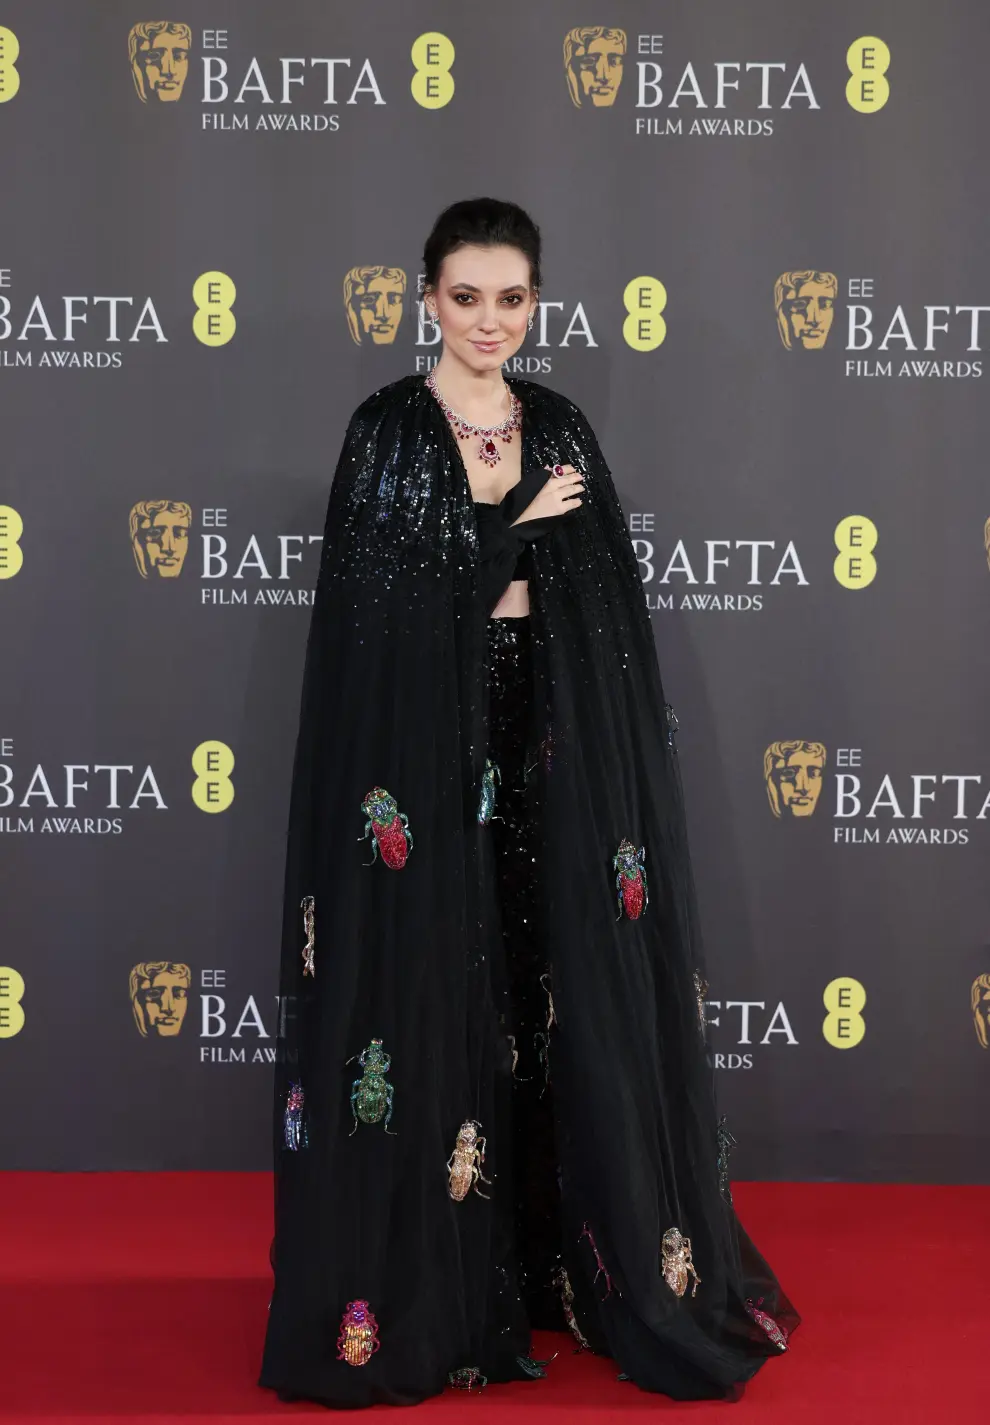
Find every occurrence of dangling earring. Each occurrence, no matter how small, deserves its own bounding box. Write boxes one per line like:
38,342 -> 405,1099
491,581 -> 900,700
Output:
527,305 -> 536,332
425,304 -> 438,332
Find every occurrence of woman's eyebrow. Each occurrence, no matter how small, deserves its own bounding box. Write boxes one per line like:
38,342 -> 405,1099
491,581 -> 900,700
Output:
448,283 -> 528,294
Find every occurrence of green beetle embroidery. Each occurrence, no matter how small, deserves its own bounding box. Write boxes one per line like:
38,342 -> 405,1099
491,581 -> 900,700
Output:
348,1038 -> 396,1135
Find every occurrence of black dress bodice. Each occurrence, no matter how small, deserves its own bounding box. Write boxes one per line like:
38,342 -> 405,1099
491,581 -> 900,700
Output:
474,462 -> 576,614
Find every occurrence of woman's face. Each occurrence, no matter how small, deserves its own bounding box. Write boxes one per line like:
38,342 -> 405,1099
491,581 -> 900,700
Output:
427,244 -> 537,371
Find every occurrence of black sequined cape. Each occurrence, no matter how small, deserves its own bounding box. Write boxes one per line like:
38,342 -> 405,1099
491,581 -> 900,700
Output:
260,372 -> 799,1407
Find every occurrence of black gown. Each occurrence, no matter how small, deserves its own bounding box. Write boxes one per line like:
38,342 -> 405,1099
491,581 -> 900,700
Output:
259,373 -> 799,1407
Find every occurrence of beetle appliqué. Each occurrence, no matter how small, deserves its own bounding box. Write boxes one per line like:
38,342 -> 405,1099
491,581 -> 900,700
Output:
613,838 -> 648,920
359,787 -> 413,868
553,1264 -> 590,1352
447,1366 -> 488,1391
477,758 -> 501,825
348,1038 -> 396,1135
336,1299 -> 380,1366
692,970 -> 709,1031
300,895 -> 315,977
745,1297 -> 789,1350
716,1115 -> 737,1205
283,1080 -> 307,1150
661,1226 -> 701,1299
447,1119 -> 492,1201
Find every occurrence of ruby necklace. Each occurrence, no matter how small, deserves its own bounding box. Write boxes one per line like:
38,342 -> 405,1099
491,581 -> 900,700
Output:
426,367 -> 522,468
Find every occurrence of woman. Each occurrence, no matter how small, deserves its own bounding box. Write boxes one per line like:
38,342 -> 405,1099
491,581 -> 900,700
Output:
260,198 -> 798,1408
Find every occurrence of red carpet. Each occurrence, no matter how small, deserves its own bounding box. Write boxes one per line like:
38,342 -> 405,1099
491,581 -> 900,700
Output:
0,1173 -> 984,1423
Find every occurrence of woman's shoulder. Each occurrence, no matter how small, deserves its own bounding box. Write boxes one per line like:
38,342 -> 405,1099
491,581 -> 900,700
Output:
347,372 -> 424,426
506,374 -> 591,427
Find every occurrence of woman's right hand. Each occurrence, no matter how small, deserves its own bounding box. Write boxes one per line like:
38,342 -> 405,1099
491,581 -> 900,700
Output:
510,464 -> 585,525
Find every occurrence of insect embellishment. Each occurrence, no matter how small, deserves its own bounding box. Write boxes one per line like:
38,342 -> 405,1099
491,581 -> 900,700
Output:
553,1265 -> 590,1352
348,1038 -> 396,1135
664,702 -> 680,750
692,970 -> 709,1031
716,1115 -> 737,1206
661,1227 -> 701,1299
359,787 -> 413,868
477,758 -> 501,826
448,1366 -> 488,1391
336,1299 -> 380,1367
579,1221 -> 613,1298
746,1297 -> 789,1351
283,1081 -> 307,1150
446,1119 -> 492,1201
613,839 -> 648,920
300,895 -> 315,977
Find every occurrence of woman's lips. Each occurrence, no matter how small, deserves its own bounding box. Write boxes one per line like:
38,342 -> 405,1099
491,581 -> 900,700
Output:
471,340 -> 504,352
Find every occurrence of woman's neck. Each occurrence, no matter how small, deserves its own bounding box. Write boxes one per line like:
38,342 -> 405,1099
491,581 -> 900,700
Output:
428,352 -> 511,423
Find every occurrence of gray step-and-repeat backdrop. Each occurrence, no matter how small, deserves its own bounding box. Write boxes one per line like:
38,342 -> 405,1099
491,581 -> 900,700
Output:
2,1 -> 988,1181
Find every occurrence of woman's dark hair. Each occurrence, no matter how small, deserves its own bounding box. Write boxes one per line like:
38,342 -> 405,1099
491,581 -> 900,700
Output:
422,198 -> 542,293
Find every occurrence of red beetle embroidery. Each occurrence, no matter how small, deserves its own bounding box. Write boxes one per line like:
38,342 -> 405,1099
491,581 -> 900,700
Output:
359,787 -> 413,869
613,838 -> 648,920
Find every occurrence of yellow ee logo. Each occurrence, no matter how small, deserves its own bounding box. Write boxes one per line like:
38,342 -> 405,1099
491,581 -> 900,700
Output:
833,515 -> 877,588
0,505 -> 24,578
822,976 -> 866,1048
192,271 -> 236,347
846,37 -> 890,114
192,740 -> 235,812
622,276 -> 667,351
0,27 -> 21,103
411,32 -> 454,109
0,967 -> 25,1038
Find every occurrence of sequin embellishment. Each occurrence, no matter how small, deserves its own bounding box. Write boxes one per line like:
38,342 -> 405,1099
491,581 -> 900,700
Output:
716,1115 -> 737,1205
348,1038 -> 396,1135
283,1080 -> 307,1150
336,1300 -> 380,1366
746,1297 -> 789,1350
613,839 -> 648,920
447,1119 -> 492,1201
661,1227 -> 701,1298
359,787 -> 413,868
477,758 -> 501,825
300,895 -> 315,977
664,702 -> 680,750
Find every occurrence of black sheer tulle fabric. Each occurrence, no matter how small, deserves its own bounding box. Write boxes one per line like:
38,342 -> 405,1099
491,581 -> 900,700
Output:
260,373 -> 799,1408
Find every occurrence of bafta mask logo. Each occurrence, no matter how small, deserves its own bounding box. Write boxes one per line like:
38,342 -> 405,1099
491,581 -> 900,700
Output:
775,270 -> 838,351
343,267 -> 407,346
764,741 -> 827,819
128,21 -> 191,104
130,961 -> 191,1037
563,26 -> 626,108
972,975 -> 990,1048
130,500 -> 192,579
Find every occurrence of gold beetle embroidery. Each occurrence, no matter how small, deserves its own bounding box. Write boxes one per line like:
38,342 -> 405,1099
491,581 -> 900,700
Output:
661,1226 -> 701,1299
447,1120 -> 492,1201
